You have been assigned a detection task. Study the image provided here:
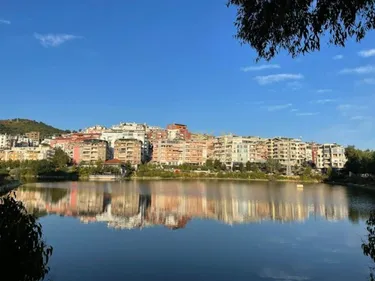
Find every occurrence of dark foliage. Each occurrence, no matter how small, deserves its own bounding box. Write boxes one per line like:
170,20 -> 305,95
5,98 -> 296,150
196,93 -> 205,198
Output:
51,148 -> 71,169
362,212 -> 375,281
0,192 -> 53,281
228,0 -> 375,61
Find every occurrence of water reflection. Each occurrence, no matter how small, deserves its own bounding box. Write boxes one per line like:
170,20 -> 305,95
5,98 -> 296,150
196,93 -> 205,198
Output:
16,181 -> 375,230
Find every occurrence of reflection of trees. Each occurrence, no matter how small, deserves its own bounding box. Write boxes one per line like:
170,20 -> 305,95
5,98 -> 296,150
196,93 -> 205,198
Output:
0,192 -> 52,281
362,212 -> 375,281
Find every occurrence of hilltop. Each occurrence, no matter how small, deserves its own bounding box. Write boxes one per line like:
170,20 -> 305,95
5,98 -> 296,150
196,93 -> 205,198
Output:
0,119 -> 68,138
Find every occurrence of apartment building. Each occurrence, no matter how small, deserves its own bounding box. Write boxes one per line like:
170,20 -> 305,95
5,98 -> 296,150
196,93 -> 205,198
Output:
83,125 -> 107,134
0,146 -> 54,161
306,142 -> 319,165
147,129 -> 168,142
151,140 -> 184,165
150,138 -> 213,166
166,123 -> 191,140
50,133 -> 102,160
73,139 -> 109,164
267,137 -> 307,166
316,144 -> 347,169
184,140 -> 210,165
100,124 -> 152,162
214,135 -> 267,168
114,139 -> 142,165
0,134 -> 12,149
25,131 -> 40,143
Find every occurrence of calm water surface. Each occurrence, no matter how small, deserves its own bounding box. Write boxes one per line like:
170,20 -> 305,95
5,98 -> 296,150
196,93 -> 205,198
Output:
17,181 -> 375,281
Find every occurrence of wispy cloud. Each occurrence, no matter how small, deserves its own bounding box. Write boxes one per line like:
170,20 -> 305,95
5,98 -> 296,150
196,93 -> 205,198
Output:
250,101 -> 265,105
255,73 -> 303,85
337,104 -> 367,111
311,99 -> 336,104
264,103 -> 292,111
316,89 -> 332,94
34,33 -> 83,47
358,49 -> 375,58
0,19 -> 11,25
362,78 -> 375,85
351,116 -> 368,121
337,104 -> 368,118
296,112 -> 320,116
287,81 -> 303,91
339,65 -> 375,74
290,108 -> 299,112
333,54 -> 343,60
241,64 -> 280,72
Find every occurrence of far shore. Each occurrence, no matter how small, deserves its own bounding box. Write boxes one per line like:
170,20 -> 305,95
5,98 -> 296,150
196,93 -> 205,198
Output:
325,180 -> 375,190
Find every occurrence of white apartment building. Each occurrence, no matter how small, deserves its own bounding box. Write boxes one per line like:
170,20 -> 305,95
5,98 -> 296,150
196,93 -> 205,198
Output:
316,144 -> 347,169
0,134 -> 12,149
84,125 -> 107,134
267,137 -> 307,167
214,135 -> 267,168
100,123 -> 152,162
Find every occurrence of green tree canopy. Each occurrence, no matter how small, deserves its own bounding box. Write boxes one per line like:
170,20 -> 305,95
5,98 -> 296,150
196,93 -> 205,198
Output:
228,0 -> 375,61
51,148 -> 71,169
345,146 -> 375,175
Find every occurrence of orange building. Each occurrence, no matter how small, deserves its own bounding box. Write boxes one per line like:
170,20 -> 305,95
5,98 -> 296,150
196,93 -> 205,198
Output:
113,139 -> 142,165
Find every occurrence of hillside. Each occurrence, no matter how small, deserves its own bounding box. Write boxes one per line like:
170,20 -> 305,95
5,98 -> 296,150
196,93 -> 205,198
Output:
0,119 -> 68,139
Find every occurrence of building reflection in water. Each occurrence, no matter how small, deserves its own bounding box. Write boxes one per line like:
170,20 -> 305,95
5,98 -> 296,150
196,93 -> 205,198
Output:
14,181 -> 373,230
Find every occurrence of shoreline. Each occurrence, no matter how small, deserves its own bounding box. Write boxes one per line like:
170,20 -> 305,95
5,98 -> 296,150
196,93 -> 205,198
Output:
325,180 -> 375,190
129,176 -> 320,183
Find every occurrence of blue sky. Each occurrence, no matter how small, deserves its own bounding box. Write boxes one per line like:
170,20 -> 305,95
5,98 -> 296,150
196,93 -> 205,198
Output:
1,1 -> 375,148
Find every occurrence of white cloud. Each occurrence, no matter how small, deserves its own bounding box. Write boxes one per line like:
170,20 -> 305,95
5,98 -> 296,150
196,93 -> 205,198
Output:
316,89 -> 332,93
311,99 -> 336,104
34,33 -> 83,47
296,112 -> 320,116
339,65 -> 375,74
333,54 -> 343,60
0,19 -> 11,25
241,64 -> 280,72
358,49 -> 375,58
362,78 -> 375,85
287,81 -> 303,91
264,103 -> 292,111
250,101 -> 265,105
337,104 -> 367,111
290,108 -> 299,112
351,116 -> 368,121
259,268 -> 310,281
255,73 -> 304,85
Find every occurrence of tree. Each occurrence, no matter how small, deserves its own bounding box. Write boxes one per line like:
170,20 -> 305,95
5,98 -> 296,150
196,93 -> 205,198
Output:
228,0 -> 375,61
362,212 -> 375,281
0,192 -> 53,281
265,159 -> 282,174
51,148 -> 71,169
124,161 -> 134,177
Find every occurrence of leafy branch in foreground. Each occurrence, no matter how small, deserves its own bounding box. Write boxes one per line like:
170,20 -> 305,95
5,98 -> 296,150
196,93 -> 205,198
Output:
362,212 -> 375,281
0,192 -> 53,281
228,0 -> 375,61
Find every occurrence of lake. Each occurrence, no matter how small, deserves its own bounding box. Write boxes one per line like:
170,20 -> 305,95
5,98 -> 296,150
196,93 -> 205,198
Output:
15,180 -> 375,281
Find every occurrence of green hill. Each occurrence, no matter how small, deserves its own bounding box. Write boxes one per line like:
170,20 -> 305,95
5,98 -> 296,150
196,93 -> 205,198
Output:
0,119 -> 68,139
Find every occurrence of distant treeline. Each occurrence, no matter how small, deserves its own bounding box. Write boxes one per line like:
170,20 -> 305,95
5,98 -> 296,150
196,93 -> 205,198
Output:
0,118 -> 68,138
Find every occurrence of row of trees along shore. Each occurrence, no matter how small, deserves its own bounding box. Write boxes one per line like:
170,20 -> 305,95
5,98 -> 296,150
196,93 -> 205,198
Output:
328,146 -> 375,185
1,146 -> 375,182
